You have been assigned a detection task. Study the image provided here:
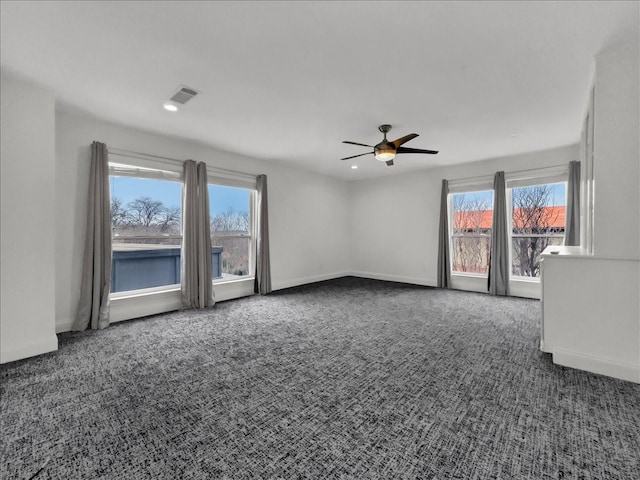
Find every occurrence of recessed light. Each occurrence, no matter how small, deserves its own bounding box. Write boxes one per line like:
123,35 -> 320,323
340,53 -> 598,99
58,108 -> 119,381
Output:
509,133 -> 522,138
351,165 -> 358,169
163,103 -> 178,112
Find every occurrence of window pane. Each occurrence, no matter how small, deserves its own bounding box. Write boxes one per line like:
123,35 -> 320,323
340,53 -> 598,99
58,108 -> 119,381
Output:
451,236 -> 492,274
110,176 -> 182,293
511,182 -> 566,278
511,236 -> 563,277
208,185 -> 252,280
451,191 -> 493,275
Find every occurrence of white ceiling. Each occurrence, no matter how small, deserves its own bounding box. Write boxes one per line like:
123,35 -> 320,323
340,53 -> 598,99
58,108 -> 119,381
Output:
1,1 -> 638,180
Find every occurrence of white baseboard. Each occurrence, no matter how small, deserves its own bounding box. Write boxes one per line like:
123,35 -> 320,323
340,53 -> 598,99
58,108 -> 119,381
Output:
539,339 -> 553,354
56,317 -> 74,333
553,348 -> 639,384
0,335 -> 58,364
272,271 -> 352,291
348,271 -> 436,287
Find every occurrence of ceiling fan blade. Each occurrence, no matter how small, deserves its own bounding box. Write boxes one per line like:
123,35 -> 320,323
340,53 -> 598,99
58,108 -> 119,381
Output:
342,141 -> 374,148
385,159 -> 394,166
341,152 -> 373,161
396,146 -> 439,155
391,133 -> 419,148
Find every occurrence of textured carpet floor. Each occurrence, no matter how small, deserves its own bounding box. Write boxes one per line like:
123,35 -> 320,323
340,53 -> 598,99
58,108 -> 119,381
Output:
1,277 -> 639,479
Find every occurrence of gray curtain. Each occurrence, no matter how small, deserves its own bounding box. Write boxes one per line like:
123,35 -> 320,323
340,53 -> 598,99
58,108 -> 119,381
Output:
437,179 -> 451,288
73,141 -> 112,331
254,174 -> 272,295
488,171 -> 510,296
565,160 -> 581,246
181,160 -> 214,309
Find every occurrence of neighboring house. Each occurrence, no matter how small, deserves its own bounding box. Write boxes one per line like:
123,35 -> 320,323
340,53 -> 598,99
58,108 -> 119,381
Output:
452,206 -> 566,275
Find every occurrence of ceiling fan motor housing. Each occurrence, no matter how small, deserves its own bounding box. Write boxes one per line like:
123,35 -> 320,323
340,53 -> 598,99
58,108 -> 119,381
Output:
374,124 -> 395,160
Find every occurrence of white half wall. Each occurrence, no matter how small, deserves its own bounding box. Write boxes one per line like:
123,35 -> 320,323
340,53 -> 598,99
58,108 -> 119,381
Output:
542,253 -> 639,383
1,74 -> 58,363
55,112 -> 350,331
349,145 -> 579,296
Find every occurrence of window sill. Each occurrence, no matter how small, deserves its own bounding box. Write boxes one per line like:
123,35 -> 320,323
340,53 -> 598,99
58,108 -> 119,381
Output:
213,276 -> 255,285
110,284 -> 180,300
109,276 -> 256,299
511,276 -> 540,284
452,272 -> 488,279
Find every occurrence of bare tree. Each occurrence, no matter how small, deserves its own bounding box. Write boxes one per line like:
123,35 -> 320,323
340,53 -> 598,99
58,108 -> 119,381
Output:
156,205 -> 181,232
111,196 -> 182,242
210,208 -> 250,276
511,185 -> 561,277
110,197 -> 128,227
210,207 -> 249,233
237,210 -> 249,232
452,194 -> 491,273
125,197 -> 166,227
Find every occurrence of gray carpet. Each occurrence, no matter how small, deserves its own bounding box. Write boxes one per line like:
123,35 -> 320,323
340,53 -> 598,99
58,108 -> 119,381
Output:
1,277 -> 639,479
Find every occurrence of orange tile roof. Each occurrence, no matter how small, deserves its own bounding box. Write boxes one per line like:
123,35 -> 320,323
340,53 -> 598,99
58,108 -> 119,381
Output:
454,206 -> 565,229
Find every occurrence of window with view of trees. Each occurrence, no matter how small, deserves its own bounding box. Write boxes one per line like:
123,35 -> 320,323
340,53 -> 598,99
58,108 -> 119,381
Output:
450,190 -> 493,275
208,184 -> 253,281
448,175 -> 568,284
109,165 -> 257,294
510,182 -> 566,278
110,176 -> 183,292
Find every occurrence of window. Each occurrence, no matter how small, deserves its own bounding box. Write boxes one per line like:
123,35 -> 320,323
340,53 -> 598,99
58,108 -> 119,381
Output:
110,174 -> 182,293
509,182 -> 566,278
208,184 -> 255,281
450,190 -> 493,275
447,167 -> 569,292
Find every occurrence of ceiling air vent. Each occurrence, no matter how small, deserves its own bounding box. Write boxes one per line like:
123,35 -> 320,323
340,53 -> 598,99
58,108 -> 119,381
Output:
169,86 -> 199,105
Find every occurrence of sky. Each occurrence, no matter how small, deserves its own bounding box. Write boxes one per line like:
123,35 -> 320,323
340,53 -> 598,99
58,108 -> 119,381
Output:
452,182 -> 566,209
111,177 -> 565,217
110,177 -> 249,216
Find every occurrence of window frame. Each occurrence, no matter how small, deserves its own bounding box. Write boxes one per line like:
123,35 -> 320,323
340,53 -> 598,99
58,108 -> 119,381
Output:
506,174 -> 568,282
448,186 -> 494,278
446,166 -> 571,297
207,175 -> 258,284
108,161 -> 184,296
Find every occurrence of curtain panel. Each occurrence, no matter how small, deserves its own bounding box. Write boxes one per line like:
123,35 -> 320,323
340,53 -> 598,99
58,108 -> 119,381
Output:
437,179 -> 451,288
488,171 -> 510,296
565,160 -> 581,246
181,160 -> 214,309
73,141 -> 112,331
254,174 -> 272,295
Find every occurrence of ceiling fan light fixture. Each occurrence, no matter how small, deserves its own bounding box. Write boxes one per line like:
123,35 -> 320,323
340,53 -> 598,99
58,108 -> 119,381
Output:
374,146 -> 396,162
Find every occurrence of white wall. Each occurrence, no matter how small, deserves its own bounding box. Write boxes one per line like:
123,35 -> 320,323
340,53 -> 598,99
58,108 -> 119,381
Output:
55,112 -> 350,331
593,43 -> 640,259
1,74 -> 58,363
349,144 -> 578,296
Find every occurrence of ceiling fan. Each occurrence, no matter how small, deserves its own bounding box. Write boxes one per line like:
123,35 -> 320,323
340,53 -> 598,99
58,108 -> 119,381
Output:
341,124 -> 438,166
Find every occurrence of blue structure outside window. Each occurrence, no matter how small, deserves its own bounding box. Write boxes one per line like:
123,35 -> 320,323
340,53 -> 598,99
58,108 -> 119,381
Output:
111,247 -> 222,293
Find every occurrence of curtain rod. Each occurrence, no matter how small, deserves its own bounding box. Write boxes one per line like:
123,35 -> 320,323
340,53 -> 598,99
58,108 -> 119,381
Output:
448,163 -> 569,184
108,147 -> 259,180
